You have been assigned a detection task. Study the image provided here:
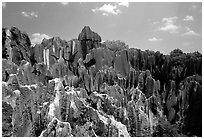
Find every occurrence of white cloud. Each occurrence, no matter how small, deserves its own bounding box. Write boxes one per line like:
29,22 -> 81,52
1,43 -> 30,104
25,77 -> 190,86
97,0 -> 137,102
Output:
189,4 -> 198,10
60,2 -> 69,5
21,11 -> 38,18
92,4 -> 121,16
2,2 -> 6,8
181,27 -> 200,36
148,37 -> 163,42
159,16 -> 180,34
102,13 -> 108,16
160,24 -> 180,33
192,5 -> 197,9
183,15 -> 194,21
118,2 -> 129,7
189,4 -> 202,13
92,3 -> 129,16
30,33 -> 51,45
162,16 -> 178,23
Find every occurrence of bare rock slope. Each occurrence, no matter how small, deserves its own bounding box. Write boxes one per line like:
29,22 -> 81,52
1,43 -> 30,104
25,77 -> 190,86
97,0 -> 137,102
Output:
2,26 -> 202,137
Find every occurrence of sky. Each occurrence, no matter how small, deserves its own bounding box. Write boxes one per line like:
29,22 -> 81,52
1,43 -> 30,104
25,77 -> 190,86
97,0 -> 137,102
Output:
2,2 -> 202,54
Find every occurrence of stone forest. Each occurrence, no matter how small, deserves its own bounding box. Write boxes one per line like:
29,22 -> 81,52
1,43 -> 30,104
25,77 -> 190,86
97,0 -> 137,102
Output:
2,26 -> 202,137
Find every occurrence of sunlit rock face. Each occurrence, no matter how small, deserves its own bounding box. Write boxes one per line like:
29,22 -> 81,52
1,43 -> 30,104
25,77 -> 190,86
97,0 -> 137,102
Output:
40,117 -> 72,137
2,26 -> 202,137
2,59 -> 18,82
2,27 -> 31,65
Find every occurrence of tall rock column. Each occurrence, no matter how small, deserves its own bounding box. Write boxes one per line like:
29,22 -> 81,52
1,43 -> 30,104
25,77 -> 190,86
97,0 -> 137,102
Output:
78,26 -> 101,60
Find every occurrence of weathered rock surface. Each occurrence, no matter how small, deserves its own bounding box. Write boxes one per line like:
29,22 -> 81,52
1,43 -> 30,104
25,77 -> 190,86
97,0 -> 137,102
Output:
2,26 -> 202,137
114,50 -> 130,77
2,27 -> 31,65
178,75 -> 202,136
2,102 -> 13,137
40,118 -> 72,137
2,59 -> 18,82
78,26 -> 102,60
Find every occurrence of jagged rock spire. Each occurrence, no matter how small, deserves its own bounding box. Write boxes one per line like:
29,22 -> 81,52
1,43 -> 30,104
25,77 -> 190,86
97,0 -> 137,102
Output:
78,26 -> 101,42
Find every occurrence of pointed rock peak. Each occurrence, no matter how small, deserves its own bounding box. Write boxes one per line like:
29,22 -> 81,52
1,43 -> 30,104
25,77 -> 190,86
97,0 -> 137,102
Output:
10,26 -> 20,32
78,26 -> 101,42
10,26 -> 19,30
2,27 -> 11,38
41,37 -> 53,48
41,38 -> 49,43
82,26 -> 92,32
52,36 -> 63,43
10,26 -> 21,38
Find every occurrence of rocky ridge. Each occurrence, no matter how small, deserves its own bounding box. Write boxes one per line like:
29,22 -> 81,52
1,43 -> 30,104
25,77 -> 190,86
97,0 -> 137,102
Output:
2,26 -> 202,137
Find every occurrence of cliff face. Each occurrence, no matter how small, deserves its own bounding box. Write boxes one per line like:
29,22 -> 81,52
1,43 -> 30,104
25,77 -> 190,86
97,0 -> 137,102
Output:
2,26 -> 202,137
2,27 -> 31,65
